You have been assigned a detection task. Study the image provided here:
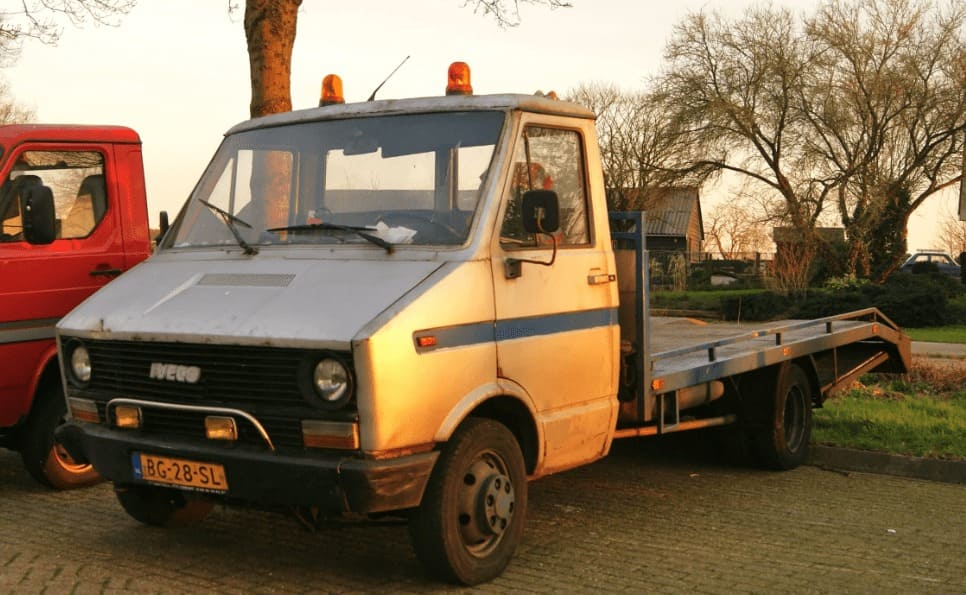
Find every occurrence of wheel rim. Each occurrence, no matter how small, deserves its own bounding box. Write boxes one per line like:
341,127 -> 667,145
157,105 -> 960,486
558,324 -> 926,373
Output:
50,442 -> 93,474
456,450 -> 515,558
783,384 -> 807,453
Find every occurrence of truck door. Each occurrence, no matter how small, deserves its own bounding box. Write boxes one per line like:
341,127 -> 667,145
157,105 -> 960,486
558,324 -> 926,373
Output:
0,145 -> 124,415
490,123 -> 619,475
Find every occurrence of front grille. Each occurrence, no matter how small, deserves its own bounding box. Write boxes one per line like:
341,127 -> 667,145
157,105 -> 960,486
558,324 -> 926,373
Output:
74,339 -> 355,451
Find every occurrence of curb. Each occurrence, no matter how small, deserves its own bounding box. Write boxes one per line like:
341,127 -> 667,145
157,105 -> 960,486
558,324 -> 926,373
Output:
809,445 -> 966,485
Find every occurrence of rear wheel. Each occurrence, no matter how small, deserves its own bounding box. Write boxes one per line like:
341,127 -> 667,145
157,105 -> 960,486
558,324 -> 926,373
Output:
408,418 -> 527,585
19,383 -> 101,489
115,484 -> 214,527
752,363 -> 813,470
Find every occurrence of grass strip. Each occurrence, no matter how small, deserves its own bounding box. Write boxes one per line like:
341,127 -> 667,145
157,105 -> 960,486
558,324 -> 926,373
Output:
813,360 -> 966,460
904,325 -> 966,344
813,392 -> 966,460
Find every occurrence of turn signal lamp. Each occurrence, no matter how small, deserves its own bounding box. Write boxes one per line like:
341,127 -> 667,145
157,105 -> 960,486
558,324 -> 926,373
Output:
115,405 -> 142,429
302,420 -> 360,449
319,74 -> 345,106
68,397 -> 100,424
446,61 -> 472,95
205,416 -> 238,441
415,335 -> 438,348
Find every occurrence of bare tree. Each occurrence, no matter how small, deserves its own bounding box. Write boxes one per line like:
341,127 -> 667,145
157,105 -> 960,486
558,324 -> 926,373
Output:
660,6 -> 830,276
0,0 -> 135,64
464,0 -> 572,28
803,0 -> 966,280
703,194 -> 773,259
660,0 -> 966,283
0,79 -> 35,124
939,208 -> 966,256
567,82 -> 713,212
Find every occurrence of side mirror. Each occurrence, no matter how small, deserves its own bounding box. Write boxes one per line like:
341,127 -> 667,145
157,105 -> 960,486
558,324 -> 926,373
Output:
22,185 -> 56,245
521,189 -> 559,234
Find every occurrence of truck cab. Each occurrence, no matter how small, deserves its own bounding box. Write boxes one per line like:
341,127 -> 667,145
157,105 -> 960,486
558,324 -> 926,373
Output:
56,75 -> 619,580
0,124 -> 151,488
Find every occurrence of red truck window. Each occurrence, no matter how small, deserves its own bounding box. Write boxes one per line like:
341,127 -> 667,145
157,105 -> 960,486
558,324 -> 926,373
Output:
0,150 -> 106,242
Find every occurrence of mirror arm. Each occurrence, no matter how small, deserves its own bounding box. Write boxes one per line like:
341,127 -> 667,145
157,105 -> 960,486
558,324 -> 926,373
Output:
503,233 -> 557,278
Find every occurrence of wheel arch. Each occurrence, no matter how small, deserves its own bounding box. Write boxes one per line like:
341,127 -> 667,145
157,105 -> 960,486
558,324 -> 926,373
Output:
8,344 -> 62,440
30,350 -> 64,417
792,356 -> 822,407
434,382 -> 542,476
466,396 -> 540,475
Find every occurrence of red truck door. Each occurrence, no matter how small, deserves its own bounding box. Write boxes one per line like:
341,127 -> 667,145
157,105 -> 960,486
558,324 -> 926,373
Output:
0,142 -> 139,425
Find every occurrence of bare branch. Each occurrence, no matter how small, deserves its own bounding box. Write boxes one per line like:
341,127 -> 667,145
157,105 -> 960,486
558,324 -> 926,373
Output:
464,0 -> 571,28
0,0 -> 135,63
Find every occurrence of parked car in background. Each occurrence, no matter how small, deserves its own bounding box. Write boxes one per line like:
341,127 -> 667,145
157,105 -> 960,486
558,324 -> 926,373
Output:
899,250 -> 962,278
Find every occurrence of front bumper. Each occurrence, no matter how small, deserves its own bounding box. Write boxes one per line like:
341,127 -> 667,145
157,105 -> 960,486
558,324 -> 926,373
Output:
55,421 -> 438,514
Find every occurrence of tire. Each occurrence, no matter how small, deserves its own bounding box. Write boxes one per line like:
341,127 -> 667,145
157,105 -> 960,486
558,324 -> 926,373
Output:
115,484 -> 214,528
752,363 -> 813,470
19,382 -> 101,490
408,418 -> 527,585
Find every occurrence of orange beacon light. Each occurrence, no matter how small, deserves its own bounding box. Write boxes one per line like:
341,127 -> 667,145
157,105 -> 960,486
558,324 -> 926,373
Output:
319,74 -> 345,106
446,62 -> 473,96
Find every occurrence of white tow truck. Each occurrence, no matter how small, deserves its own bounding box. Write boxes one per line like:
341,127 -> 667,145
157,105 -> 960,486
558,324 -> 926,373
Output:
56,63 -> 910,585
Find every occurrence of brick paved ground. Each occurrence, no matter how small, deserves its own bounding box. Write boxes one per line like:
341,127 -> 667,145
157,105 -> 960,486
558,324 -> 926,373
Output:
1,437 -> 964,594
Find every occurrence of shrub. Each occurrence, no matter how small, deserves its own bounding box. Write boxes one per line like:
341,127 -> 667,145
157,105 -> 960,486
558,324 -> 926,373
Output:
718,274 -> 959,326
823,274 -> 871,291
793,289 -> 871,320
794,274 -> 956,327
721,292 -> 794,321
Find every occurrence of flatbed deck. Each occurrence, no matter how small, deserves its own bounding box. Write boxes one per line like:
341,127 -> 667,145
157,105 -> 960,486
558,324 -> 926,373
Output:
646,310 -> 910,398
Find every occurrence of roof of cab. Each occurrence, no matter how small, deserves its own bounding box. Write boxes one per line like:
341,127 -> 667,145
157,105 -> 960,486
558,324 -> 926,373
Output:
226,93 -> 596,136
0,124 -> 141,146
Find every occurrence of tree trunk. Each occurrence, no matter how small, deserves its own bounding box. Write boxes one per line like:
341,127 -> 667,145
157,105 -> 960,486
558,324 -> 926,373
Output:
244,0 -> 301,118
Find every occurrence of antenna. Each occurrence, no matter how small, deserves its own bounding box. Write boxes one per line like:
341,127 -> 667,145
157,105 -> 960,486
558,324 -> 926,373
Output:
367,55 -> 410,102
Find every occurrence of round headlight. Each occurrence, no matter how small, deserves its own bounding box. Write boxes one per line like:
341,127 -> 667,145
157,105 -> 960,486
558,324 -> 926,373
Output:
70,344 -> 92,385
313,358 -> 349,405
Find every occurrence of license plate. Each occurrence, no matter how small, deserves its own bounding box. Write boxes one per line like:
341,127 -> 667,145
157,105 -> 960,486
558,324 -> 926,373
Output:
132,453 -> 228,493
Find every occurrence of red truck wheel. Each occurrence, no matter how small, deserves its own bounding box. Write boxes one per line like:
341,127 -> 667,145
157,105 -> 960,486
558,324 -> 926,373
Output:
19,383 -> 101,490
408,418 -> 527,585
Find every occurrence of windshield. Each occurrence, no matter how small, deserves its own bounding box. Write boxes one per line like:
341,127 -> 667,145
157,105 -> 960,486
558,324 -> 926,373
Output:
164,111 -> 505,251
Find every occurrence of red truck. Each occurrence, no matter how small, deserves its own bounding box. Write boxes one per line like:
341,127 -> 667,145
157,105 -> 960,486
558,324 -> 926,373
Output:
0,124 -> 151,488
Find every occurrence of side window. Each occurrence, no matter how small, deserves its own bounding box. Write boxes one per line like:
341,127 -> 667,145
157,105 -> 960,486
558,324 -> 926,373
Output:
0,150 -> 106,242
499,126 -> 590,248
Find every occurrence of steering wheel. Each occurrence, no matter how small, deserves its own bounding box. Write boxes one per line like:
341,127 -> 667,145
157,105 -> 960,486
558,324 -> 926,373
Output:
375,213 -> 463,243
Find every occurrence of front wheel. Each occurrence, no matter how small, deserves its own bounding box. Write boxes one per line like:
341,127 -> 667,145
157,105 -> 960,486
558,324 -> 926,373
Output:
752,363 -> 813,470
115,484 -> 214,528
408,418 -> 527,585
19,383 -> 101,489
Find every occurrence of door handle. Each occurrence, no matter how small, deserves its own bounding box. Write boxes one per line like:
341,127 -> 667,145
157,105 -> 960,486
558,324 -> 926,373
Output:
90,267 -> 123,278
587,273 -> 616,285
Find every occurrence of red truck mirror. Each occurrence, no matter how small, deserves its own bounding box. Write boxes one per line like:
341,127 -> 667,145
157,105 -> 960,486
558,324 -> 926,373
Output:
22,185 -> 56,245
521,189 -> 560,235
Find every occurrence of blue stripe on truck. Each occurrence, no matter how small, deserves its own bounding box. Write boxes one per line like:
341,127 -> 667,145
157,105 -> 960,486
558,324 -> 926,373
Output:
414,307 -> 617,352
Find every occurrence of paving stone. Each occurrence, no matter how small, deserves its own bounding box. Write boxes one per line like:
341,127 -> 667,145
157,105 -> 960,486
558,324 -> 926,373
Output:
1,440 -> 964,593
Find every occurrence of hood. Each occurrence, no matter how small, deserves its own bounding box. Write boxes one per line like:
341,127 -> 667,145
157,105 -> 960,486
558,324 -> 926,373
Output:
57,254 -> 443,349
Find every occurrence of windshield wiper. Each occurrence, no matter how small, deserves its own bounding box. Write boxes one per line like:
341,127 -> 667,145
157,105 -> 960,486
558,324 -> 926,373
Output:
267,222 -> 394,254
199,200 -> 258,256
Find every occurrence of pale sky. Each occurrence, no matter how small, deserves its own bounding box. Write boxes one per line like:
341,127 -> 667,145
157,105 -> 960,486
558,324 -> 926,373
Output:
4,0 -> 955,251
